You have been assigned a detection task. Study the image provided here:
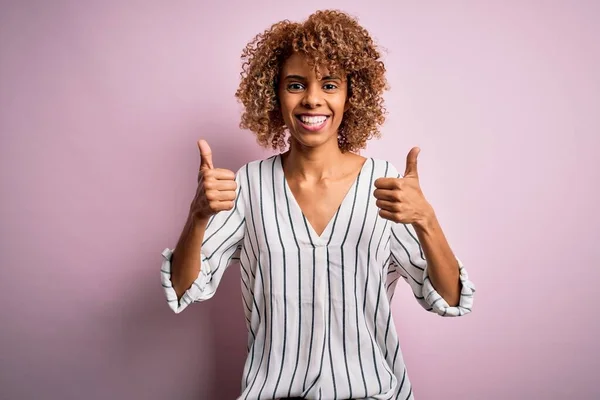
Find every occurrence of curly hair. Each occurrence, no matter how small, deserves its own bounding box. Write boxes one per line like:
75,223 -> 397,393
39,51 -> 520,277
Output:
235,10 -> 389,153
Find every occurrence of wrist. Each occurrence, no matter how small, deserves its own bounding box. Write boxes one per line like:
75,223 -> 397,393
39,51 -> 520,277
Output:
189,210 -> 211,227
414,206 -> 437,234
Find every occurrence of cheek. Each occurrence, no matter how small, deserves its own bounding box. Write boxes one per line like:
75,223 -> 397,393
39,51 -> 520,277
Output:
332,94 -> 348,115
278,99 -> 294,125
279,96 -> 296,115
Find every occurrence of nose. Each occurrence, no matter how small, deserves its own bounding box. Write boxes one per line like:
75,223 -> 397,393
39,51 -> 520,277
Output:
301,84 -> 323,108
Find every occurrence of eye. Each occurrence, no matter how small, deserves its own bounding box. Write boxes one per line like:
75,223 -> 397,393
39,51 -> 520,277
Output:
323,83 -> 338,91
287,83 -> 305,91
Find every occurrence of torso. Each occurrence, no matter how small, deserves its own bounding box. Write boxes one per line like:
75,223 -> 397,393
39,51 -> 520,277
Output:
234,155 -> 414,399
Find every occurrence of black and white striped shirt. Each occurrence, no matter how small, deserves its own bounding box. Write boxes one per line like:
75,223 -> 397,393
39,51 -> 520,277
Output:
161,154 -> 476,400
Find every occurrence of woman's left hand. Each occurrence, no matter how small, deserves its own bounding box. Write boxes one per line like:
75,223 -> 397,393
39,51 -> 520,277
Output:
373,147 -> 435,228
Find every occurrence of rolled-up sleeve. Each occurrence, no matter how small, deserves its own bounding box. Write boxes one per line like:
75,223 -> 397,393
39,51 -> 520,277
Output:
388,222 -> 476,317
160,169 -> 246,314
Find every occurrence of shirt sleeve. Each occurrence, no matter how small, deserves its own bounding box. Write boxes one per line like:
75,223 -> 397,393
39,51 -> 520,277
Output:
387,221 -> 476,317
160,167 -> 246,314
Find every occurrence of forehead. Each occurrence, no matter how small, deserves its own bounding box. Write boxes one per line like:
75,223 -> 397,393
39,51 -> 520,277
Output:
281,52 -> 333,77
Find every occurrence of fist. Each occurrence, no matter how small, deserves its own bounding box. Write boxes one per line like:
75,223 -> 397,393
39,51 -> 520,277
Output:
190,139 -> 237,220
373,147 -> 433,226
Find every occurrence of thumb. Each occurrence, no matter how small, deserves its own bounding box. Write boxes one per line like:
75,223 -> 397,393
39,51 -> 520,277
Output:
404,147 -> 420,178
198,139 -> 214,170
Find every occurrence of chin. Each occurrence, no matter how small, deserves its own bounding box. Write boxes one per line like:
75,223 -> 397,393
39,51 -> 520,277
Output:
289,132 -> 336,149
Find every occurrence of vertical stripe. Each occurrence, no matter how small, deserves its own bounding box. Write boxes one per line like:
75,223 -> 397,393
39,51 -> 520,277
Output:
383,310 -> 392,389
242,164 -> 263,391
282,162 -> 304,397
392,342 -> 400,373
241,240 -> 256,280
301,213 -> 317,391
353,159 -> 376,396
272,159 -> 288,398
395,367 -> 407,400
301,213 -> 322,396
256,159 -> 276,400
326,208 -> 342,399
374,161 -> 391,263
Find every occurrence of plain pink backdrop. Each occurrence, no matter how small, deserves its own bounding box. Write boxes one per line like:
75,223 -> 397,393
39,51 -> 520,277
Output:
1,1 -> 599,399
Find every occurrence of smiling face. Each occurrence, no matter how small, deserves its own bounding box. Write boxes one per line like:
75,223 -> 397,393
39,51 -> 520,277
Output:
278,52 -> 349,151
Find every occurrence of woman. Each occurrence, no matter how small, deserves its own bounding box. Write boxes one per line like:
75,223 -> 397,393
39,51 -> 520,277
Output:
161,10 -> 475,400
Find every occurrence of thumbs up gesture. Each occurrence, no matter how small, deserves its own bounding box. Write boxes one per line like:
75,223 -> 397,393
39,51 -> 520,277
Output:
373,147 -> 434,227
190,139 -> 237,220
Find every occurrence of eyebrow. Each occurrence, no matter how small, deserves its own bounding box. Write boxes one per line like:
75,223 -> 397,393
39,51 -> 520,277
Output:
283,74 -> 341,81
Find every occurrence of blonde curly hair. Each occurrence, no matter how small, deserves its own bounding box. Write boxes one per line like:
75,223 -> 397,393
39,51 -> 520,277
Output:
235,10 -> 389,153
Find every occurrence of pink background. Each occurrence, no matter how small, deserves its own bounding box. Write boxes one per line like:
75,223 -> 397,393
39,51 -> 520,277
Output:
1,1 -> 599,399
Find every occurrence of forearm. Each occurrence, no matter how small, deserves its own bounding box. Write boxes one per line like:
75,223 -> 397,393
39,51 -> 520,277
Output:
171,214 -> 209,299
414,211 -> 461,306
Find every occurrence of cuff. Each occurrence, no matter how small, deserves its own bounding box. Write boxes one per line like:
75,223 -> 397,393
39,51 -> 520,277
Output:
160,248 -> 213,314
422,257 -> 476,317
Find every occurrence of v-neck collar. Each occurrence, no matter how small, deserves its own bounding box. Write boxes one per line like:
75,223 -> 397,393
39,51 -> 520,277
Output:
278,154 -> 370,246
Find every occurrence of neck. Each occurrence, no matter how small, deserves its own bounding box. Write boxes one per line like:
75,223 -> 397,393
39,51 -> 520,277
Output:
283,137 -> 346,181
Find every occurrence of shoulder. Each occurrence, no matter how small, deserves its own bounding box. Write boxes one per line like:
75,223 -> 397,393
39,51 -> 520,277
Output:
364,157 -> 402,179
235,155 -> 280,180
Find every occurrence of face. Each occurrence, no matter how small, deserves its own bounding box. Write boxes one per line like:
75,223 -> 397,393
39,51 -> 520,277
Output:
278,52 -> 349,150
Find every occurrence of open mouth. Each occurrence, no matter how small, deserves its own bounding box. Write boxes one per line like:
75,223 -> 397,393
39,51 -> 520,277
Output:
295,114 -> 331,132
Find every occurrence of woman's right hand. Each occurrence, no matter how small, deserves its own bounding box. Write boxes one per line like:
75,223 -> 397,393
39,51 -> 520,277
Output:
190,139 -> 237,221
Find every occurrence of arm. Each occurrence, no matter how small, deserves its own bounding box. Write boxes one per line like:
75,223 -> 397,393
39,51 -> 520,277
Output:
160,139 -> 245,313
412,211 -> 461,306
375,147 -> 475,316
170,214 -> 210,300
387,221 -> 475,317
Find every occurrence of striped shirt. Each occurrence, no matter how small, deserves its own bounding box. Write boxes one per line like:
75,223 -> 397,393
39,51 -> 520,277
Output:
161,154 -> 476,400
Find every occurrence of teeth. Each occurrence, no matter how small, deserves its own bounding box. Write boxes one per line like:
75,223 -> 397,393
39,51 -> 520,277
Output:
299,115 -> 327,125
